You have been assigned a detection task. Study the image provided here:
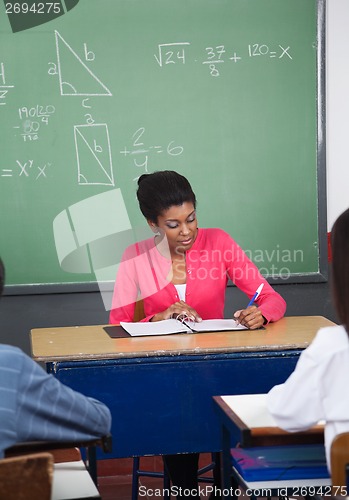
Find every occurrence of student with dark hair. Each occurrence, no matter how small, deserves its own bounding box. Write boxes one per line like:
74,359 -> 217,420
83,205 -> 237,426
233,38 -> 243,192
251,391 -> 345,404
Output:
0,258 -> 112,458
267,207 -> 349,471
109,170 -> 286,496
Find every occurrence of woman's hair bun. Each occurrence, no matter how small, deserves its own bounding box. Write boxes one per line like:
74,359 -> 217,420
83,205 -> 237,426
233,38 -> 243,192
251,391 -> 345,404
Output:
137,174 -> 148,186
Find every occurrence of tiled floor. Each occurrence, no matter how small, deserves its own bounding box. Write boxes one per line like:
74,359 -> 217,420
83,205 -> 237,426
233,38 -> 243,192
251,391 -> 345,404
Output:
97,456 -> 163,499
97,455 -> 216,499
97,473 -> 133,500
98,474 -> 167,500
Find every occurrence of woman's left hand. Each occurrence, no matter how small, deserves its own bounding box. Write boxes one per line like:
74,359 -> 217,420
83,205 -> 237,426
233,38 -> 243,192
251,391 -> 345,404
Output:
233,306 -> 265,330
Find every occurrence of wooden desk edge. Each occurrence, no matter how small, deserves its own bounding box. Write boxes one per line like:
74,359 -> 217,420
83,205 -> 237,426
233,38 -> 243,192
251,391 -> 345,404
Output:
31,343 -> 313,363
213,395 -> 324,447
30,316 -> 336,362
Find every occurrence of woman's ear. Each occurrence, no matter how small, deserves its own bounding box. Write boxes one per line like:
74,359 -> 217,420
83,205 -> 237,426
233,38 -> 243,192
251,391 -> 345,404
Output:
147,220 -> 159,233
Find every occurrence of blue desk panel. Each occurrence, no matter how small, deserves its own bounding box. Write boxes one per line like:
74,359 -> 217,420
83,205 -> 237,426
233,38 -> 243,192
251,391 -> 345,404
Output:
47,350 -> 300,459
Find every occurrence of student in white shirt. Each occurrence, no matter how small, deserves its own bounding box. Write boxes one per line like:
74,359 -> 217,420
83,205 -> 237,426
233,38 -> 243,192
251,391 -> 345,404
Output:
267,207 -> 349,470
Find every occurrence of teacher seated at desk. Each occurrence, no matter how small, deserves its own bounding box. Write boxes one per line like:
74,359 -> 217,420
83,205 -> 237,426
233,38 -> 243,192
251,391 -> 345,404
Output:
109,170 -> 286,497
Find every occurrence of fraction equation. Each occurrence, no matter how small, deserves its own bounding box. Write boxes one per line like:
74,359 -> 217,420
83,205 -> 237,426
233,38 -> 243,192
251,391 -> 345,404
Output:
13,104 -> 56,141
154,42 -> 293,76
0,63 -> 14,107
120,127 -> 184,180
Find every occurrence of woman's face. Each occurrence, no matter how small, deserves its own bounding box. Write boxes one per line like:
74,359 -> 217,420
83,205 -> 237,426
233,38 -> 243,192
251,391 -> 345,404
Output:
149,202 -> 198,255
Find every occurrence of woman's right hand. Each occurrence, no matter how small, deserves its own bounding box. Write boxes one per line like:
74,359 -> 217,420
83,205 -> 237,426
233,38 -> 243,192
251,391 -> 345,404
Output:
150,300 -> 202,323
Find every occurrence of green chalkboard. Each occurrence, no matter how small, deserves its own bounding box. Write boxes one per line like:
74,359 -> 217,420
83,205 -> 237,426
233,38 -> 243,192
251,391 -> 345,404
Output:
0,0 -> 326,291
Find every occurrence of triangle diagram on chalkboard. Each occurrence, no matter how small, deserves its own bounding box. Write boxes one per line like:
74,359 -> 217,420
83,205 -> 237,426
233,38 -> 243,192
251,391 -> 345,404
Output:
74,124 -> 115,186
55,31 -> 112,96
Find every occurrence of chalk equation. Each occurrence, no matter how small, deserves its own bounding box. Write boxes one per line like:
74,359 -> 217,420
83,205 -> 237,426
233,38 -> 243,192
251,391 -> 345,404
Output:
13,104 -> 56,142
154,42 -> 293,76
0,63 -> 14,107
1,160 -> 52,180
120,127 -> 184,181
154,42 -> 190,67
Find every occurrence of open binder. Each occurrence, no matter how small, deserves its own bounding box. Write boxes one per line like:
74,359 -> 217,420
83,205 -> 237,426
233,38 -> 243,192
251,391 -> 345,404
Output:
119,316 -> 247,337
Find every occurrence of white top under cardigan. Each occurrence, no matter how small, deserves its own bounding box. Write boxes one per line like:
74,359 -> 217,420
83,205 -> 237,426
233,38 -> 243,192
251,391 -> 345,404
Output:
267,324 -> 349,471
174,283 -> 186,302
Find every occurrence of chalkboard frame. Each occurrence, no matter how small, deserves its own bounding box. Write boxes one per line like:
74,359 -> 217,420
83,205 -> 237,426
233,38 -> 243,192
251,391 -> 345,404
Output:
3,0 -> 327,296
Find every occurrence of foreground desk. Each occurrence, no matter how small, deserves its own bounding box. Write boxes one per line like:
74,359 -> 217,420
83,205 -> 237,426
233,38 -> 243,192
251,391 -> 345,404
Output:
30,316 -> 333,460
52,460 -> 101,500
213,394 -> 328,492
5,436 -> 112,486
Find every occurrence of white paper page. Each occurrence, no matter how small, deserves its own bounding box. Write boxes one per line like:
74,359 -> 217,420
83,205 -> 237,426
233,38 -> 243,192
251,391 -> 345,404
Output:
120,319 -> 190,336
221,394 -> 274,428
190,319 -> 248,332
221,394 -> 325,428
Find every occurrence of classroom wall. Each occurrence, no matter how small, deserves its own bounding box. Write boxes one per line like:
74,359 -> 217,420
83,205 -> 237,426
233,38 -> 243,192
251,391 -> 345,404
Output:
1,0 -> 345,355
327,0 -> 349,228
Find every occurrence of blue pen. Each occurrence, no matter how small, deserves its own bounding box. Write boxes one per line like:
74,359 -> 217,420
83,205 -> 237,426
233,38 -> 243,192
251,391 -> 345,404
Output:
247,283 -> 264,307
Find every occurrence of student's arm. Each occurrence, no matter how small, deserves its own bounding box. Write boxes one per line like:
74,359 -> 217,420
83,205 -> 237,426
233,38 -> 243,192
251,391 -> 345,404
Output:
14,349 -> 111,444
267,342 -> 323,431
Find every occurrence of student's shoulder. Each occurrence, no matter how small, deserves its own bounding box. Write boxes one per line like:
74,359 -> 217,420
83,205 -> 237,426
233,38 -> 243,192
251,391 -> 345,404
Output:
0,343 -> 24,357
308,324 -> 349,357
0,344 -> 28,368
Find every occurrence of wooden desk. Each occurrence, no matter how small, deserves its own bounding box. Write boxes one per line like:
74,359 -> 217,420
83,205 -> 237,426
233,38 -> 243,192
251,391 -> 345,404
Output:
52,460 -> 100,499
30,316 -> 333,460
5,436 -> 112,486
213,394 -> 324,448
213,394 -> 329,494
